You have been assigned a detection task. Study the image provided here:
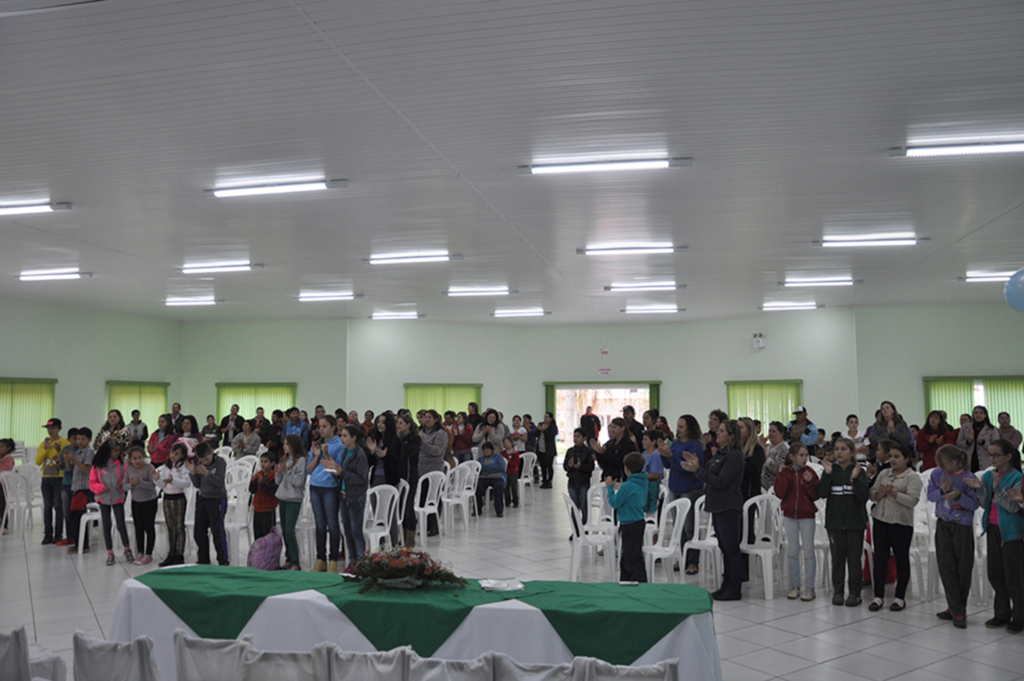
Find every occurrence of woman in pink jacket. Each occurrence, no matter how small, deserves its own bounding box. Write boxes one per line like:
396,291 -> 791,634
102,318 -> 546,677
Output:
89,440 -> 133,565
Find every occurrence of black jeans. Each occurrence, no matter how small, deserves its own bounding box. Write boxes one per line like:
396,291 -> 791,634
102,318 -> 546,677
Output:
476,478 -> 505,515
872,519 -> 913,599
132,498 -> 158,555
100,503 -> 130,552
254,510 -> 276,541
620,520 -> 648,582
195,496 -> 228,565
539,452 -> 555,485
713,509 -> 743,596
936,519 -> 974,616
828,529 -> 865,596
40,477 -> 64,540
987,526 -> 1024,623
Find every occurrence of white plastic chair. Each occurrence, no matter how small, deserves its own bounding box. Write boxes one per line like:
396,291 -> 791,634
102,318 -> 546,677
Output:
174,630 -> 330,681
363,485 -> 399,552
395,479 -> 409,526
0,626 -> 33,681
643,497 -> 691,583
295,490 -> 316,569
73,630 -> 160,681
740,493 -> 782,599
413,471 -> 446,546
214,446 -> 233,460
17,463 -> 42,529
234,455 -> 259,472
518,452 -> 538,505
224,479 -> 253,566
182,485 -> 198,559
563,494 -> 616,582
680,496 -> 721,590
583,484 -> 619,560
225,462 -> 254,487
812,498 -> 831,591
443,466 -> 473,533
972,506 -> 989,606
0,472 -> 30,539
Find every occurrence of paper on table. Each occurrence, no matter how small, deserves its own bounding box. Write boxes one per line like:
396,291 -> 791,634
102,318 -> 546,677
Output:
478,579 -> 525,591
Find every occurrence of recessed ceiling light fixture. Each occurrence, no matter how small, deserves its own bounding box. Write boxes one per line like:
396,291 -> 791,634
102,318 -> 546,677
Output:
0,202 -> 71,216
963,271 -> 1015,283
605,281 -> 679,292
371,311 -> 420,320
19,267 -> 86,281
165,297 -> 218,306
493,308 -> 549,318
890,142 -> 1024,157
623,305 -> 682,315
579,243 -> 684,256
762,302 -> 820,311
367,250 -> 455,265
206,180 -> 347,198
446,286 -> 514,297
818,233 -> 921,248
181,260 -> 255,274
298,291 -> 358,302
520,158 -> 691,175
783,276 -> 857,287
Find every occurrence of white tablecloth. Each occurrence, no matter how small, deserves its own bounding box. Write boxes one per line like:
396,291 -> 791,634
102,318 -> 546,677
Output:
111,578 -> 722,681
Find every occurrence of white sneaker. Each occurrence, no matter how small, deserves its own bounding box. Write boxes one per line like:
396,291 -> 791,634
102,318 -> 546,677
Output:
801,589 -> 816,601
788,588 -> 800,600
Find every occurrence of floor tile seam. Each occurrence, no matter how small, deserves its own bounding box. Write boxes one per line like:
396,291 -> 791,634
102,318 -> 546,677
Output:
71,547 -> 109,638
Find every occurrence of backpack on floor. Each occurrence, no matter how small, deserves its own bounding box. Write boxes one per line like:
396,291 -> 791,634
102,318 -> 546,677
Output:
247,526 -> 283,571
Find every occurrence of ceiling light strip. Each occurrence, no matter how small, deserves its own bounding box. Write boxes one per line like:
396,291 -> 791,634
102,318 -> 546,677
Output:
606,282 -> 679,292
19,267 -> 83,282
0,202 -> 70,216
623,306 -> 682,315
208,180 -> 347,198
522,158 -> 692,175
371,311 -> 420,320
820,238 -> 918,248
493,308 -> 548,318
298,292 -> 356,302
368,250 -> 452,265
446,287 -> 513,297
165,298 -> 218,306
891,142 -> 1024,157
181,261 -> 253,274
762,303 -> 819,311
783,278 -> 855,287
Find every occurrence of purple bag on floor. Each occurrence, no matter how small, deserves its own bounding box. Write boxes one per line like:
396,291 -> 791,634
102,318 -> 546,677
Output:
246,526 -> 283,571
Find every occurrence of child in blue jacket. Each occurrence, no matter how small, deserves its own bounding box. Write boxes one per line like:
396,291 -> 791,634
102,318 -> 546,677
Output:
606,452 -> 649,582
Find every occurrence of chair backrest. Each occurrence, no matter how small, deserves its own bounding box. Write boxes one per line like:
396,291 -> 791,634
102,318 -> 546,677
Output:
364,485 -> 399,531
225,462 -> 254,487
225,479 -> 252,525
691,495 -> 716,540
520,452 -> 537,476
409,650 -> 493,681
587,484 -> 616,526
16,463 -> 41,498
256,443 -> 268,456
741,494 -> 781,549
0,626 -> 32,681
396,479 -> 409,523
325,646 -> 412,681
73,630 -> 160,681
657,497 -> 692,549
414,471 -> 446,511
0,471 -> 28,506
235,455 -> 258,470
11,441 -> 26,465
215,446 -> 233,459
563,493 -> 584,539
447,465 -> 471,496
807,462 -> 824,477
442,460 -> 451,477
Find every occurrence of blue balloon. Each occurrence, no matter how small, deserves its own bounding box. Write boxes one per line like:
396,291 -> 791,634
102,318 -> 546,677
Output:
1005,268 -> 1024,314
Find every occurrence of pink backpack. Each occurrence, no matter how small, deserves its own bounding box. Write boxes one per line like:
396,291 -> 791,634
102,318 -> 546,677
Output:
246,526 -> 283,571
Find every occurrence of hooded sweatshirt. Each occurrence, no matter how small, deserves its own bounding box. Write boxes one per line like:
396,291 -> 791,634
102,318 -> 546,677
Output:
606,473 -> 648,525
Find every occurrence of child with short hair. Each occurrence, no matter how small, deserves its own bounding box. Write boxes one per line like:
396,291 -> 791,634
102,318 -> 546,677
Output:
249,452 -> 279,541
187,441 -> 228,566
89,440 -> 133,565
56,428 -> 79,546
818,438 -> 869,606
606,452 -> 648,582
928,444 -> 980,628
65,428 -> 94,553
124,445 -> 159,565
563,429 -> 594,525
155,442 -> 191,566
501,436 -> 521,509
475,442 -> 507,517
774,442 -> 819,601
966,439 -> 1024,632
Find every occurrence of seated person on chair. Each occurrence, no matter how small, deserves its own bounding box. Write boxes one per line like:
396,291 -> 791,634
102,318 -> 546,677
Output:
475,442 -> 507,517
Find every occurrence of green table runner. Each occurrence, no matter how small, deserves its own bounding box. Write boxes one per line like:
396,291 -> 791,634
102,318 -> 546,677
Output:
136,567 -> 712,664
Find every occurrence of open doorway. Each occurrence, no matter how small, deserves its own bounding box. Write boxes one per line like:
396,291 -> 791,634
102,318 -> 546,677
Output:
553,385 -> 651,457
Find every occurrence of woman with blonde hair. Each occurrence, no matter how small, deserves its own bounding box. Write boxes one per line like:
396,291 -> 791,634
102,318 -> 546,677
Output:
738,417 -> 766,580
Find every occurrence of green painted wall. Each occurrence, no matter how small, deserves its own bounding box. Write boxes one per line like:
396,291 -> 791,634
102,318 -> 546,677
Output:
0,297 -> 182,448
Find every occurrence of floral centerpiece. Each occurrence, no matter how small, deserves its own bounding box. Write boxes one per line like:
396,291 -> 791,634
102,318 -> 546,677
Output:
351,547 -> 467,592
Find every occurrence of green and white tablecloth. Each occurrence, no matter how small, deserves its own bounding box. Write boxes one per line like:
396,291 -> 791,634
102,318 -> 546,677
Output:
110,566 -> 721,681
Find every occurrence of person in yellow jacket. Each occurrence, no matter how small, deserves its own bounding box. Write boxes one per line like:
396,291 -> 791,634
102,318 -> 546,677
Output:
37,418 -> 69,545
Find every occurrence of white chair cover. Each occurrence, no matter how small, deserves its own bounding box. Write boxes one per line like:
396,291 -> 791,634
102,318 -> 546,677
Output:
73,630 -> 159,681
326,645 -> 412,681
572,656 -> 679,681
492,652 -> 574,681
29,642 -> 68,681
176,630 -> 327,681
0,626 -> 32,681
409,651 -> 493,681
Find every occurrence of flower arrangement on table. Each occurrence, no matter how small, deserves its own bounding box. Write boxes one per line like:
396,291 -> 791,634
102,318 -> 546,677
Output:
352,547 -> 467,592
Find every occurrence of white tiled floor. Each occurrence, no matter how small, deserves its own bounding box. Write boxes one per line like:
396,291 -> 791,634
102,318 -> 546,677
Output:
2,469 -> 1021,681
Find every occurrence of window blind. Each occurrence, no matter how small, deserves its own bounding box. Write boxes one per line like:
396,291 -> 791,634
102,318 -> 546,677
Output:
215,384 -> 297,422
725,380 -> 802,426
404,384 -> 482,417
106,382 -> 168,429
0,379 -> 57,450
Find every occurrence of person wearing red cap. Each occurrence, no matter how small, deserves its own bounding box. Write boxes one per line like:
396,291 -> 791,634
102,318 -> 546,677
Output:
37,418 -> 69,545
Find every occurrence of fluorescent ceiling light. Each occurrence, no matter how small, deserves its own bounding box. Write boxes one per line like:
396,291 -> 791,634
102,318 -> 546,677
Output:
581,243 -> 681,256
207,180 -> 346,198
446,286 -> 513,297
181,260 -> 252,274
623,305 -> 682,315
371,311 -> 420,320
606,281 -> 678,292
298,292 -> 356,302
820,234 -> 918,248
165,297 -> 217,306
522,158 -> 691,175
19,267 -> 82,281
493,308 -> 548,318
762,302 -> 819,311
891,142 -> 1024,157
0,202 -> 70,216
964,272 -> 1014,283
368,250 -> 451,265
784,277 -> 855,287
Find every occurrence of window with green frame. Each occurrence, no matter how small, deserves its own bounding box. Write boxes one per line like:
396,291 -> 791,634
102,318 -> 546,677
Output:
924,376 -> 1024,422
106,382 -> 168,430
404,384 -> 482,417
0,378 -> 57,450
215,383 -> 297,422
726,380 -> 802,426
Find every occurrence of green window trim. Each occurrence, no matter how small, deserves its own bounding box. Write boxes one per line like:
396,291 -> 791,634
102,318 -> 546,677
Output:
0,377 -> 58,384
106,380 -> 170,387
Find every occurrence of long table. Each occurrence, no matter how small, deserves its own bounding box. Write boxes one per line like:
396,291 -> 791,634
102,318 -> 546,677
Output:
110,566 -> 721,681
